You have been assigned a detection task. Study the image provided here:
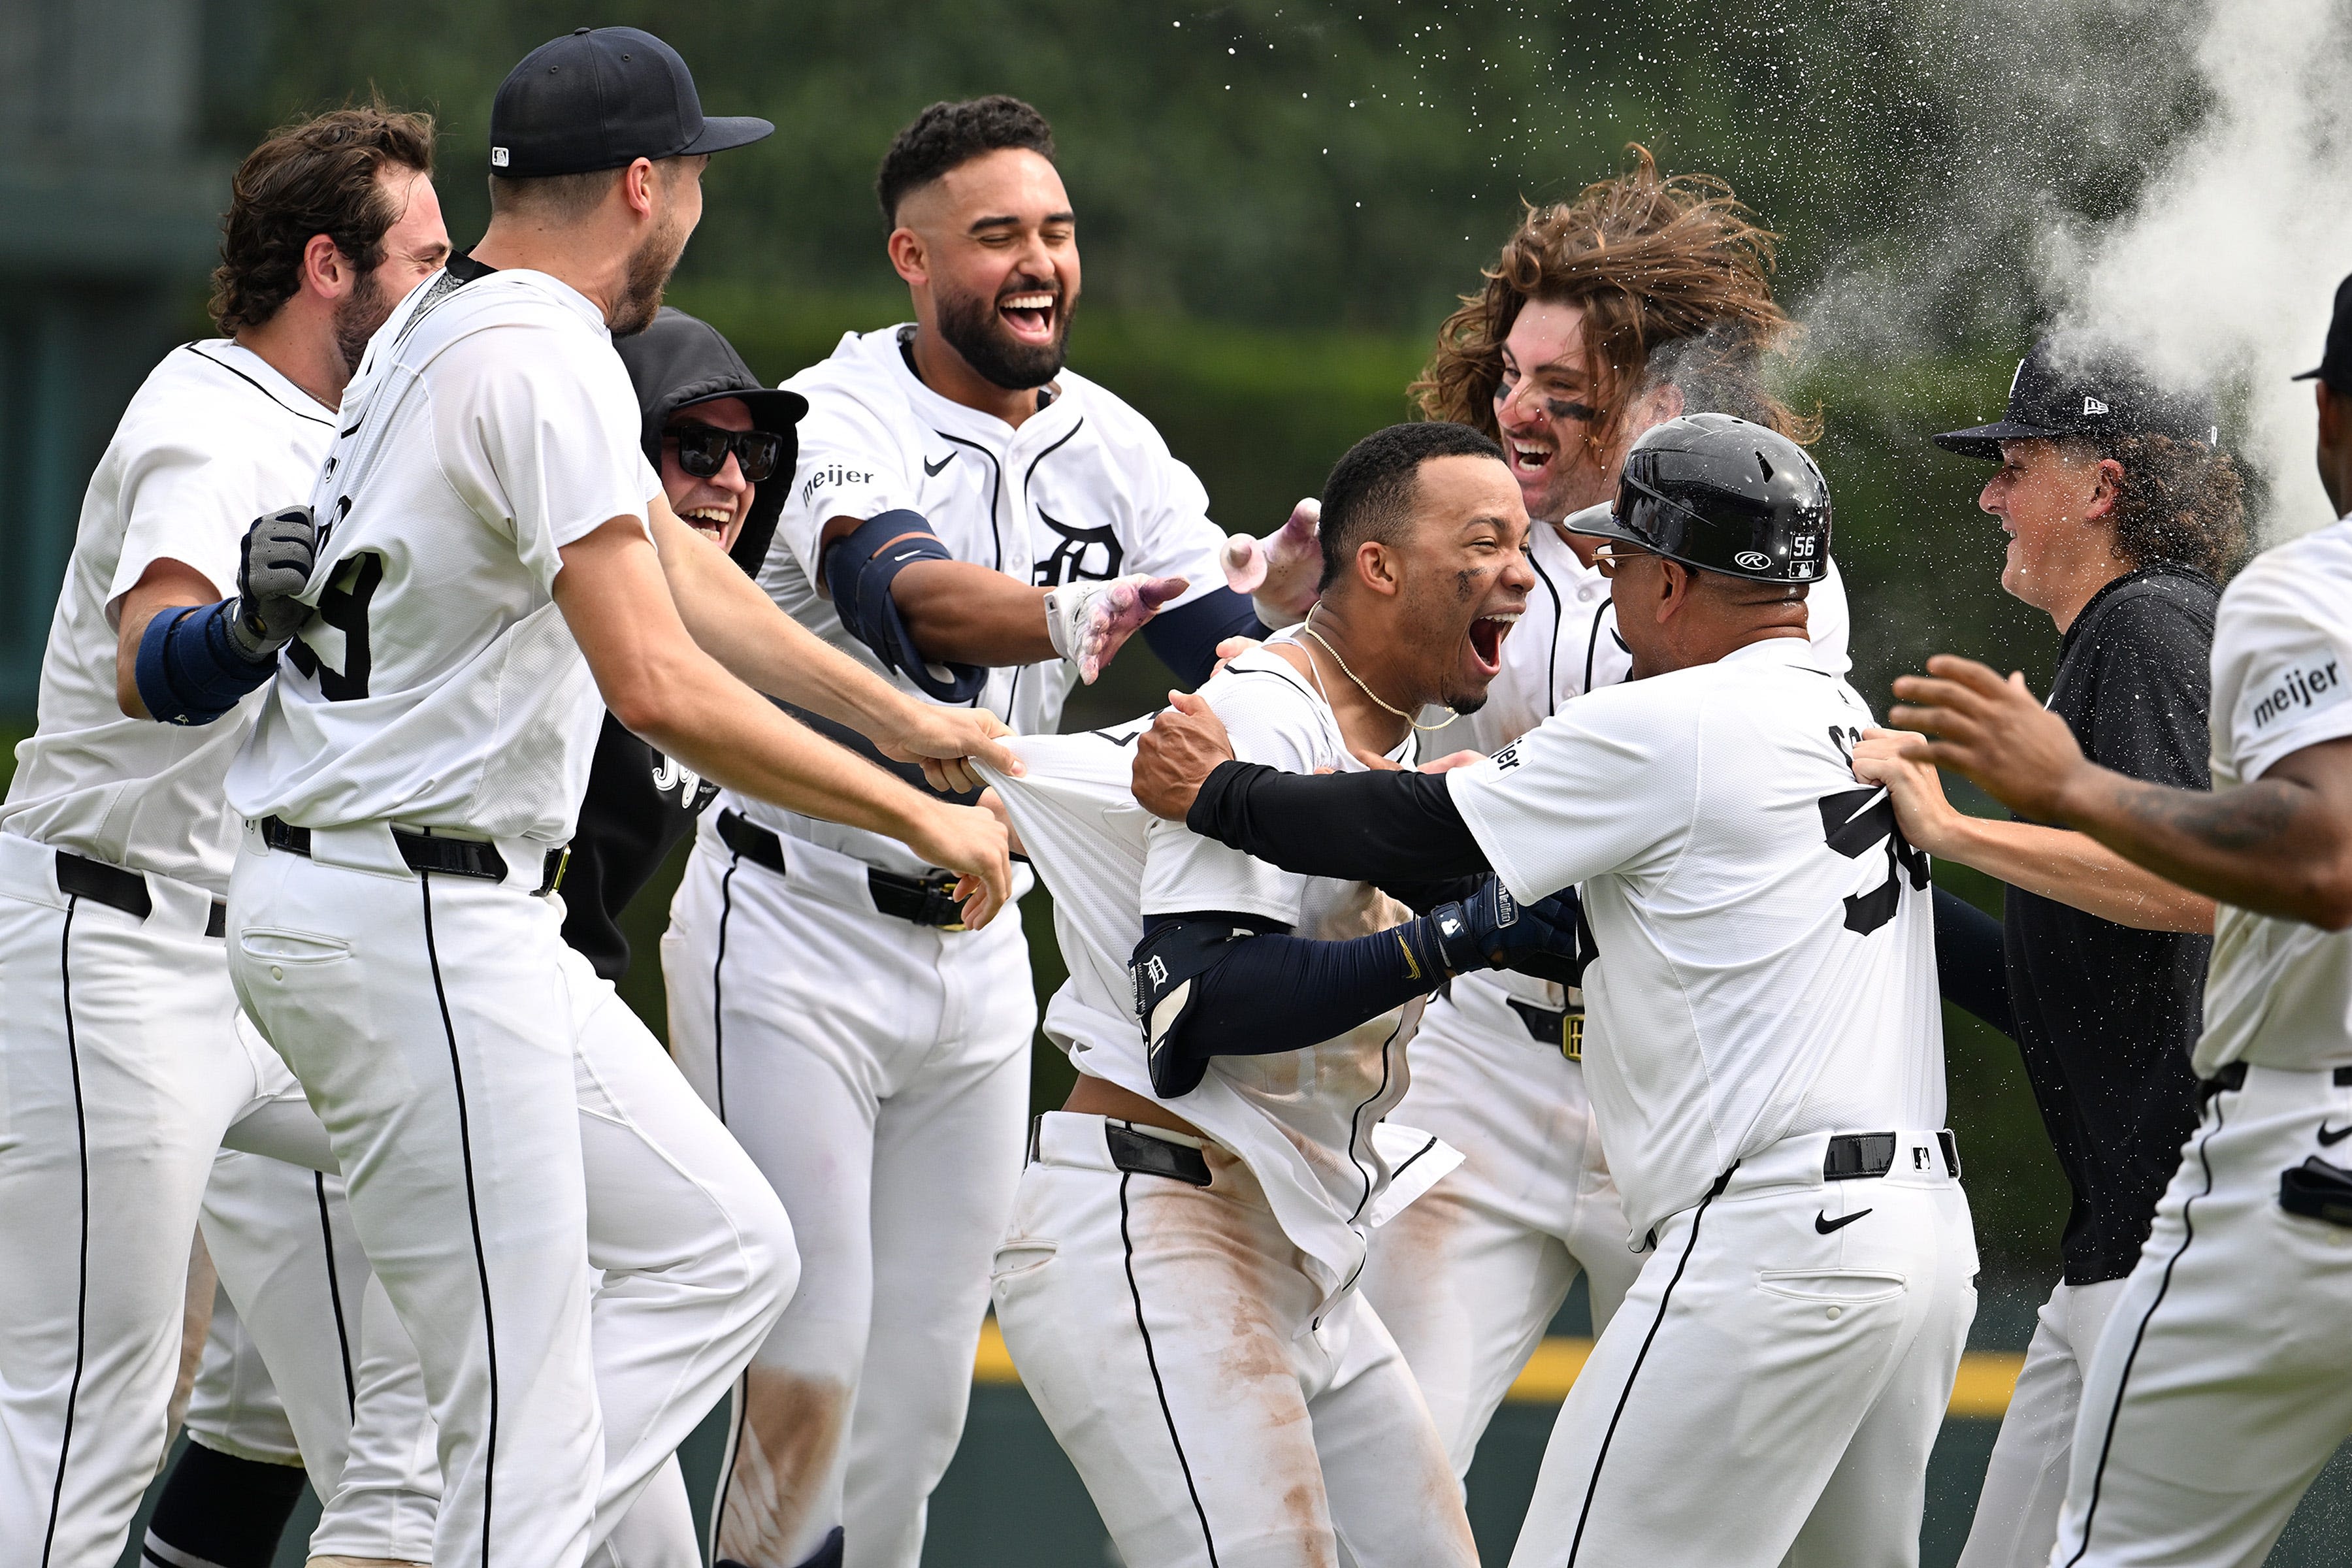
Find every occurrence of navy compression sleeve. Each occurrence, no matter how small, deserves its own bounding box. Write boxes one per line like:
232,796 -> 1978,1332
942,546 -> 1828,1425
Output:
1136,912 -> 1448,1088
1933,885 -> 2014,1039
1186,759 -> 1491,885
1140,588 -> 1267,687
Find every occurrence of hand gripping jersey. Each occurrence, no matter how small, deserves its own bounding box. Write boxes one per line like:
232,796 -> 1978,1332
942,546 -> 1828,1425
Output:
228,269 -> 660,842
1447,636 -> 1943,1239
2197,517 -> 2352,1075
734,325 -> 1230,875
982,647 -> 1445,1303
3,343 -> 335,892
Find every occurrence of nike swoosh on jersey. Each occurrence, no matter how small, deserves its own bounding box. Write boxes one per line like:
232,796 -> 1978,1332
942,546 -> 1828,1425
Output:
2320,1123 -> 2352,1147
923,453 -> 956,477
1814,1207 -> 1872,1235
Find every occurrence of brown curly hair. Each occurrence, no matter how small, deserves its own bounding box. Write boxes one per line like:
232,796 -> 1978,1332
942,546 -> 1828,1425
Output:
1412,146 -> 1812,457
210,102 -> 436,336
2092,433 -> 2248,580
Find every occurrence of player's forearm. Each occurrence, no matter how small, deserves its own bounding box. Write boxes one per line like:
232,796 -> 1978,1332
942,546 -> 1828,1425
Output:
633,668 -> 941,843
890,559 -> 1056,665
655,504 -> 933,740
1188,761 -> 1492,884
1933,813 -> 2215,934
2052,762 -> 2352,928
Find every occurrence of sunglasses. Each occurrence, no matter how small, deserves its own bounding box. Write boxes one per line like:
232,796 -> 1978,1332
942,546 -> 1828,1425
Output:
1590,540 -> 1656,577
667,422 -> 785,483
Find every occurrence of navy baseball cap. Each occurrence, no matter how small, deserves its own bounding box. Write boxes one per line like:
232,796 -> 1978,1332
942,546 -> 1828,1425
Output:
489,27 -> 772,178
2291,272 -> 2352,393
1933,335 -> 2220,461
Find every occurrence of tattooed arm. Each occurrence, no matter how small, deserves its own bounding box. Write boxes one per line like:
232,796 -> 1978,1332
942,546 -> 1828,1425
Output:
1887,654 -> 2352,930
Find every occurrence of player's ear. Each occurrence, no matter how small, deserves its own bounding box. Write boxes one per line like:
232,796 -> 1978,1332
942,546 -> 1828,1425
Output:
619,157 -> 658,221
887,227 -> 928,289
1354,538 -> 1402,597
302,232 -> 350,302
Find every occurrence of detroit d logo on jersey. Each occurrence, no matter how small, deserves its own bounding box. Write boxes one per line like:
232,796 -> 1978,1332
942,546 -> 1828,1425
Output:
1032,508 -> 1124,587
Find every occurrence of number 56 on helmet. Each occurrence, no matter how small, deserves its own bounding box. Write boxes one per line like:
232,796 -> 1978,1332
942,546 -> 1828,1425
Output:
1565,412 -> 1830,584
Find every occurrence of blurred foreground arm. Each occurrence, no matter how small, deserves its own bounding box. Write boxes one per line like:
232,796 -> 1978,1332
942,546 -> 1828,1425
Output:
1889,655 -> 2352,930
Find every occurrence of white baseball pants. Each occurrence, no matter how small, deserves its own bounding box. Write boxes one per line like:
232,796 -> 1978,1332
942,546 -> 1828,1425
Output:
195,1147 -> 442,1560
1358,983 -> 1640,1477
662,836 -> 1032,1568
0,832 -> 337,1568
1950,1275 -> 2124,1568
228,829 -> 797,1568
2050,1063 -> 2352,1567
992,1111 -> 1477,1568
1508,1128 -> 1978,1568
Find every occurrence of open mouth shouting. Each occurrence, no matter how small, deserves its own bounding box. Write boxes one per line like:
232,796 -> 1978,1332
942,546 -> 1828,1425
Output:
999,286 -> 1060,347
1507,434 -> 1555,483
1466,609 -> 1520,681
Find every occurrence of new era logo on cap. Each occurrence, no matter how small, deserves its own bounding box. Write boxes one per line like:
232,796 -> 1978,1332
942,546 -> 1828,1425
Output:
1932,334 -> 2219,461
491,147 -> 510,167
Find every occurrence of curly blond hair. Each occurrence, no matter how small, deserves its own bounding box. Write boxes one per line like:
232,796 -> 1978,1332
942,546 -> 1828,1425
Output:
1412,146 -> 1813,457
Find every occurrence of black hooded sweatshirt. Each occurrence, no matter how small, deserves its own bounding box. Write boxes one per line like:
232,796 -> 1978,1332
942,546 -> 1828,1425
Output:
561,306 -> 806,982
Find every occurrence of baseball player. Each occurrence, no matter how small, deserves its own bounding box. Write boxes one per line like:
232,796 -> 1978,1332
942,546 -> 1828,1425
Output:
660,96 -> 1260,1568
216,29 -> 1011,1567
1357,150 -> 1855,1480
1136,415 -> 1978,1568
982,420 -> 1568,1568
0,105 -> 450,1567
1850,338 -> 2240,1568
1887,274 -> 2352,1567
146,302 -> 813,1568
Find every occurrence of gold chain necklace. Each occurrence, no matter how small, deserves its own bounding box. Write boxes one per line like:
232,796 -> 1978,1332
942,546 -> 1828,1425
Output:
1292,606 -> 1457,732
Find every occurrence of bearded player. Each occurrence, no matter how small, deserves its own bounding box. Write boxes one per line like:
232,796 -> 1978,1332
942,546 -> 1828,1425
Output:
661,97 -> 1262,1568
1356,148 -> 1853,1480
0,105 -> 449,1568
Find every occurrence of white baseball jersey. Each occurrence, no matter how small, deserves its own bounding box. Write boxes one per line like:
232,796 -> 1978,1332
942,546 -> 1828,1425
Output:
1451,528 -> 1853,1019
1446,636 -> 1943,1238
227,268 -> 659,841
734,324 -> 1229,875
983,645 -> 1424,1301
2196,517 -> 2352,1075
3,342 -> 334,893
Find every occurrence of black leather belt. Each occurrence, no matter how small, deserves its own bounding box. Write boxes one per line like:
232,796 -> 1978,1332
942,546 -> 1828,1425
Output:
1103,1122 -> 1211,1187
716,809 -> 967,930
54,849 -> 226,938
1507,997 -> 1583,1062
261,816 -> 566,896
1823,1130 -> 1962,1181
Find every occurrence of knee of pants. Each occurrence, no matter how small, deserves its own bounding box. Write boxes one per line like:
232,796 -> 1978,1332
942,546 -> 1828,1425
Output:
742,1185 -> 802,1332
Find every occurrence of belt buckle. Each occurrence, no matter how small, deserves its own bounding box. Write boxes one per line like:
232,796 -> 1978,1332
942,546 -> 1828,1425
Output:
1561,1007 -> 1583,1062
921,874 -> 967,932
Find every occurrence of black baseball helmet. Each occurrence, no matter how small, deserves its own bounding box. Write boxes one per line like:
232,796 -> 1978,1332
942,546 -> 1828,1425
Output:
1564,414 -> 1831,584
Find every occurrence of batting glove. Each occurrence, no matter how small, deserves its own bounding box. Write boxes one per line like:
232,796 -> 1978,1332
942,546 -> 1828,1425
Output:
1220,498 -> 1321,629
1045,572 -> 1189,684
1429,877 -> 1586,986
226,505 -> 318,662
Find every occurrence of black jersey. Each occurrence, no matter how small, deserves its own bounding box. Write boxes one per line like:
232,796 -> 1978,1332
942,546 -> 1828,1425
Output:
2004,564 -> 2215,1284
561,715 -> 715,983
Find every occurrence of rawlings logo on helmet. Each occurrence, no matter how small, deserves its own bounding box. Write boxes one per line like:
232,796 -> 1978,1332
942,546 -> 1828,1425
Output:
1735,550 -> 1772,570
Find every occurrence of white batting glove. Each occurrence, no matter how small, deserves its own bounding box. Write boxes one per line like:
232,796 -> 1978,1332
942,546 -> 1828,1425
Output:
1220,498 -> 1322,629
1044,573 -> 1190,684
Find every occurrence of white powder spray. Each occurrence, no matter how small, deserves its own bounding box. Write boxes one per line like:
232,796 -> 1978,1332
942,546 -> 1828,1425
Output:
2040,0 -> 2352,539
